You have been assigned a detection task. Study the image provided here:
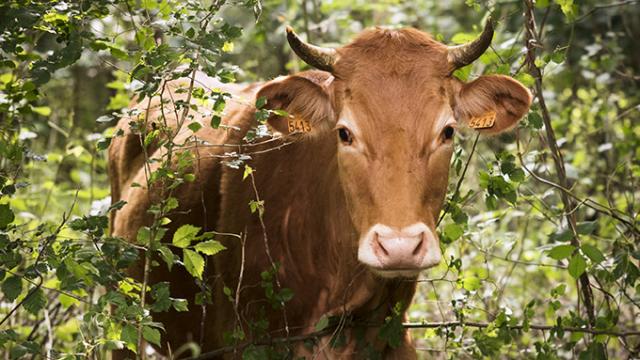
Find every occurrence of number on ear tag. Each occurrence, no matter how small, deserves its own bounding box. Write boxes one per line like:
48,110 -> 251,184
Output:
287,117 -> 312,133
469,111 -> 496,129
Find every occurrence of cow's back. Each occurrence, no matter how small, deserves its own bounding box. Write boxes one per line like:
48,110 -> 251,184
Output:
108,73 -> 261,355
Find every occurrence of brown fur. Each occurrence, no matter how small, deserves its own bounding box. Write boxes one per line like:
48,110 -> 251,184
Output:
110,27 -> 531,359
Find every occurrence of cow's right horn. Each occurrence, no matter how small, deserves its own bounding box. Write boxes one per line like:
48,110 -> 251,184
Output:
286,26 -> 338,73
447,17 -> 495,72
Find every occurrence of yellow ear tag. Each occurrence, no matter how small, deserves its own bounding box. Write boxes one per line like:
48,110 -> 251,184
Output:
287,117 -> 312,133
469,110 -> 497,129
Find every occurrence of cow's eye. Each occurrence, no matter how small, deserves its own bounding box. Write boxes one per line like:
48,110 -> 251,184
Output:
337,127 -> 353,145
442,125 -> 455,141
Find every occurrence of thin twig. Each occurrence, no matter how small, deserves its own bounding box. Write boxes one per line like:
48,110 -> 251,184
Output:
524,0 -> 596,327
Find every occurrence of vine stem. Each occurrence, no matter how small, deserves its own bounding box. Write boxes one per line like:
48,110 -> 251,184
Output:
523,0 -> 596,327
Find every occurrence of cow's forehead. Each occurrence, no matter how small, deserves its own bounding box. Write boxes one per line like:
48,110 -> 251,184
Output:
335,27 -> 450,78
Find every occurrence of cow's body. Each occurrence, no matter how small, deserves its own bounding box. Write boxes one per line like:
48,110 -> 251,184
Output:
110,24 -> 531,358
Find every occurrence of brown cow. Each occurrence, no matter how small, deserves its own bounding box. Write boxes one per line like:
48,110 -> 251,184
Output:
110,20 -> 531,359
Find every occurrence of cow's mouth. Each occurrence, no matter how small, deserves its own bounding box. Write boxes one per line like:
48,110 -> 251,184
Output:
369,268 -> 423,279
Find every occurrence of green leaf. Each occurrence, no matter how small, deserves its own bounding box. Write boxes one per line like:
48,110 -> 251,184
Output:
23,288 -> 46,315
255,96 -> 267,109
142,326 -> 161,347
0,204 -> 15,229
378,315 -> 403,349
568,254 -> 587,279
527,112 -> 543,129
172,299 -> 188,312
183,249 -> 204,280
243,165 -> 253,180
462,276 -> 481,291
576,221 -> 597,235
578,342 -> 606,360
549,227 -> 573,242
2,276 -> 23,302
547,244 -> 575,260
172,224 -> 201,248
315,315 -> 329,331
120,324 -> 138,351
157,246 -> 177,271
136,227 -> 151,245
194,240 -> 226,256
581,244 -> 605,264
187,122 -> 202,133
443,223 -> 464,242
32,106 -> 52,116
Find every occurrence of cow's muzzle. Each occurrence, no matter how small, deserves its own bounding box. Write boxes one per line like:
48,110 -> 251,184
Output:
358,223 -> 441,278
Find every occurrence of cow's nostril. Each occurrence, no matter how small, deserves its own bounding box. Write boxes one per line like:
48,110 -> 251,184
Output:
412,233 -> 426,256
374,232 -> 389,256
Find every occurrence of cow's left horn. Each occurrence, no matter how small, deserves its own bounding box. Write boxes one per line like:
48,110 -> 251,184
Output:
286,26 -> 338,73
447,17 -> 494,71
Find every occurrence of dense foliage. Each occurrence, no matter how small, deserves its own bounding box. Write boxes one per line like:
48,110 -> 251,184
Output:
0,0 -> 639,358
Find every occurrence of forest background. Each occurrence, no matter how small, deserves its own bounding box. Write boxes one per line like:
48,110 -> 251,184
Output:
0,0 -> 639,358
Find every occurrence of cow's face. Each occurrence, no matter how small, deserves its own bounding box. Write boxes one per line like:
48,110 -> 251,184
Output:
257,25 -> 531,278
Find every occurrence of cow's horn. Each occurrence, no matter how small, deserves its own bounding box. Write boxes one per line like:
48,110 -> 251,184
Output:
447,17 -> 494,71
286,26 -> 337,73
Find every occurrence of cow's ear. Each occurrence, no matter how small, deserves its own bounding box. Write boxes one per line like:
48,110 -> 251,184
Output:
454,75 -> 532,134
256,72 -> 335,136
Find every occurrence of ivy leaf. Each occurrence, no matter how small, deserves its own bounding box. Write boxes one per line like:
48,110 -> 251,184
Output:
183,249 -> 204,280
194,240 -> 225,256
581,244 -> 605,264
142,326 -> 161,347
547,244 -> 575,260
2,276 -> 23,302
172,225 -> 201,248
568,254 -> 587,279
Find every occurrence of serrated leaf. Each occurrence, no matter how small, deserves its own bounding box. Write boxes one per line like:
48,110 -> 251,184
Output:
23,288 -> 46,315
2,276 -> 22,302
581,244 -> 605,264
194,240 -> 225,256
568,254 -> 587,279
183,249 -> 204,280
172,224 -> 201,248
547,244 -> 575,260
120,324 -> 138,351
142,326 -> 161,347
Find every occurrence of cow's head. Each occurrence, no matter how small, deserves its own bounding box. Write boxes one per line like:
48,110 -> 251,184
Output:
257,20 -> 532,278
